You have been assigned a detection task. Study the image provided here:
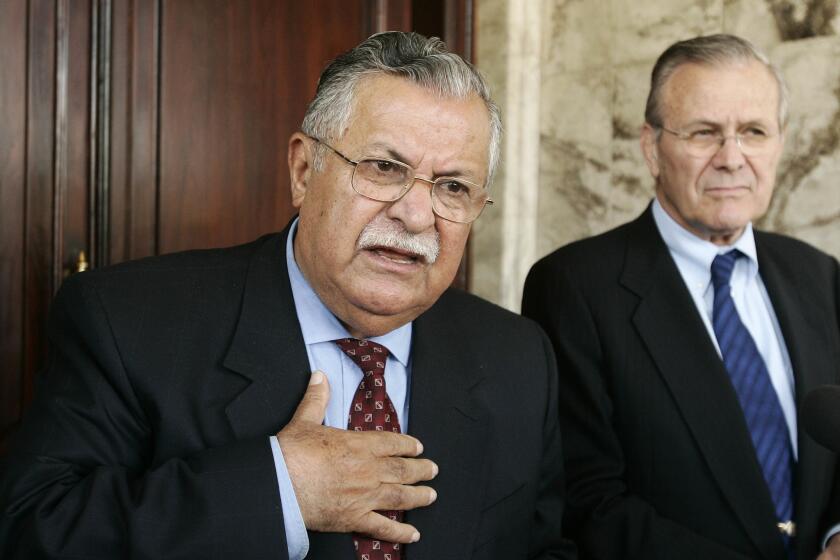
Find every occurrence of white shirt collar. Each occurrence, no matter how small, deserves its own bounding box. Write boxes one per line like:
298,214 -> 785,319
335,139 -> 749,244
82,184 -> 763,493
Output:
651,197 -> 759,289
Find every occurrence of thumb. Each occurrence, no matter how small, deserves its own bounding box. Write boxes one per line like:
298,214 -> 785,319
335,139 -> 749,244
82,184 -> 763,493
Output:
290,370 -> 330,425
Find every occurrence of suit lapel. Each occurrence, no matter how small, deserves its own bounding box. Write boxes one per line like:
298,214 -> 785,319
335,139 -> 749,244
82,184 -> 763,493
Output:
622,210 -> 784,560
756,235 -> 835,556
222,225 -> 312,439
404,297 -> 491,559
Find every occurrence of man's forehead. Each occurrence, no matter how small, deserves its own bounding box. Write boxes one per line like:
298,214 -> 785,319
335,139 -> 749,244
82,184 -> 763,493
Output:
340,75 -> 491,173
661,60 -> 780,123
352,75 -> 432,111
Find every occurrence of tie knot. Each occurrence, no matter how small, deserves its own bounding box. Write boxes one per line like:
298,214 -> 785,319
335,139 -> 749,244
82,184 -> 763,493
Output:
335,338 -> 389,375
711,250 -> 741,290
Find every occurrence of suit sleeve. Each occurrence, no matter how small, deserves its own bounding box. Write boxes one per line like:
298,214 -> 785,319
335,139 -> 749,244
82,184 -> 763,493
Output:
821,256 -> 840,542
522,261 -> 752,560
529,326 -> 579,560
0,274 -> 288,559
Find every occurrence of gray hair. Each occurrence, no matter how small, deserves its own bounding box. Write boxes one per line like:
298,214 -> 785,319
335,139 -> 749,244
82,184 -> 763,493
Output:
645,34 -> 789,130
301,31 -> 502,184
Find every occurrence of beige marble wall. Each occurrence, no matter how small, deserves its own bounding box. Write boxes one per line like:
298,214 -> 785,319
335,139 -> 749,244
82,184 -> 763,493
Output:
474,0 -> 840,310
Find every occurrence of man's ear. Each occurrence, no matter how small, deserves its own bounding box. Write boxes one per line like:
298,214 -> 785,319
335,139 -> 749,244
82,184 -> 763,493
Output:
640,123 -> 661,179
288,132 -> 312,209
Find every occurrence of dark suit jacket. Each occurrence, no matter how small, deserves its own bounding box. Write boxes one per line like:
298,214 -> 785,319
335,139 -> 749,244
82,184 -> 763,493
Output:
0,225 -> 575,560
522,206 -> 840,560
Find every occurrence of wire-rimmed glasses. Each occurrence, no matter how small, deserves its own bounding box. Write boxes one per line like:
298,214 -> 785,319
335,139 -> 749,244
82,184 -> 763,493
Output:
312,137 -> 493,224
658,125 -> 779,158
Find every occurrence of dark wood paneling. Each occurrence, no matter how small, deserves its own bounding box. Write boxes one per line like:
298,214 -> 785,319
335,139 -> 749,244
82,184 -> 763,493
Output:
445,0 -> 473,61
369,0 -> 412,31
0,0 -> 29,452
59,0 -> 93,280
412,0 -> 444,40
23,0 -> 57,414
157,1 -> 369,254
89,0 -> 112,268
110,0 -> 160,263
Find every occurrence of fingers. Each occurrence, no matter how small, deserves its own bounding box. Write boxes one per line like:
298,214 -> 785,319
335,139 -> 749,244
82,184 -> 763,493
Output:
374,483 -> 437,511
289,371 -> 331,425
363,430 -> 424,458
356,511 -> 422,545
377,457 -> 438,484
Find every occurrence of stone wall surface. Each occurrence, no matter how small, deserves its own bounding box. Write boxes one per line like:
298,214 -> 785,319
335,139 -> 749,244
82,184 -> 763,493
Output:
474,0 -> 840,309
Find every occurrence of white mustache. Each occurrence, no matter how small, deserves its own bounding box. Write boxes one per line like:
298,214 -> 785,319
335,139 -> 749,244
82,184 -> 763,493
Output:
357,220 -> 440,264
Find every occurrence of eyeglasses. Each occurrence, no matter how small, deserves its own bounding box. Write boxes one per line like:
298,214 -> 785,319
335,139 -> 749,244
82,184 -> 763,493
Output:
311,137 -> 493,224
658,125 -> 778,158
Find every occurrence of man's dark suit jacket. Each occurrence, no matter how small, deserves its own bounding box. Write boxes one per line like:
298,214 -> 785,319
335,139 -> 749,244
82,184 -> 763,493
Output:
0,224 -> 575,559
522,206 -> 840,560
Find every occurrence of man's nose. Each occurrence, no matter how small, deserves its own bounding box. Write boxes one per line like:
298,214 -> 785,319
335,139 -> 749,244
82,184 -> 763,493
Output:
711,135 -> 746,171
385,177 -> 437,233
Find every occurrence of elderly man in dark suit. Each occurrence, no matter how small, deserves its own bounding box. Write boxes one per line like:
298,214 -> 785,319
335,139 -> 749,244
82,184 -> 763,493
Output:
0,32 -> 575,560
523,34 -> 840,560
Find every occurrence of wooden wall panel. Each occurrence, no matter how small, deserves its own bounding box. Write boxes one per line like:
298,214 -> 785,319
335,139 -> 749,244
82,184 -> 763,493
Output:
370,0 -> 412,31
0,0 -> 29,452
110,0 -> 160,264
157,1 -> 371,254
59,0 -> 93,281
444,0 -> 474,61
22,0 -> 57,413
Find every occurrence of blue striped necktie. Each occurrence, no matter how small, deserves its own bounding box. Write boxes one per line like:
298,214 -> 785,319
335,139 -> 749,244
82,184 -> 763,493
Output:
711,250 -> 794,532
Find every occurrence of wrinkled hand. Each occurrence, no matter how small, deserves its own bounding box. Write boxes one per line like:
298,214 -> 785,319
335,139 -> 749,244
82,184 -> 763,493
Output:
818,534 -> 840,560
276,371 -> 438,544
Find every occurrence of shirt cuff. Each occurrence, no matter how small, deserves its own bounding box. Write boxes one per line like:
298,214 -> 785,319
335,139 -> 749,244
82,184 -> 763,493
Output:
270,436 -> 309,560
823,523 -> 840,550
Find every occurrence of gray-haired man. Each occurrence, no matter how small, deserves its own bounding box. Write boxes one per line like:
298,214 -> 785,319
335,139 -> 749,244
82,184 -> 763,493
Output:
524,34 -> 840,560
1,32 -> 575,560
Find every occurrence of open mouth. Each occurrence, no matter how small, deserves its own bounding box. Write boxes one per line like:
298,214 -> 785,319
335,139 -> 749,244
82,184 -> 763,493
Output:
367,246 -> 424,265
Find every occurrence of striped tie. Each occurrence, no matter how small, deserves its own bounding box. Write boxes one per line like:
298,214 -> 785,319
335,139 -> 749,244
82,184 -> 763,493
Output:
711,251 -> 794,534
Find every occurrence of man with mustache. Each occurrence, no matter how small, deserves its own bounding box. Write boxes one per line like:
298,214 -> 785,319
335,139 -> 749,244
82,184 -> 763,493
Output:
523,34 -> 840,559
0,32 -> 575,560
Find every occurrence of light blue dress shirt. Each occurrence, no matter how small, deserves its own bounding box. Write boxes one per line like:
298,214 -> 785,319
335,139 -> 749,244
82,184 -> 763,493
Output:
652,199 -> 840,547
269,219 -> 413,559
651,198 -> 798,457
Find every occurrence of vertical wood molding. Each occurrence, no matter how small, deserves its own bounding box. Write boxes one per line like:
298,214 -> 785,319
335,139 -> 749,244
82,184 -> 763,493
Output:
0,0 -> 30,452
53,0 -> 69,293
109,0 -> 160,263
24,0 -> 57,407
368,0 -> 412,33
90,0 -> 113,267
444,0 -> 473,61
463,0 -> 474,62
153,0 -> 161,257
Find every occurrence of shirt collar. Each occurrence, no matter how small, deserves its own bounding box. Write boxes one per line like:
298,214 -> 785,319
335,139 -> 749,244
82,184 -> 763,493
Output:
651,197 -> 759,285
285,218 -> 412,366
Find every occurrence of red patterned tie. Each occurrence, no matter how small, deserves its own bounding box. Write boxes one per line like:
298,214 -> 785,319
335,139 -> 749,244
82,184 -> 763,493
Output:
335,338 -> 404,560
